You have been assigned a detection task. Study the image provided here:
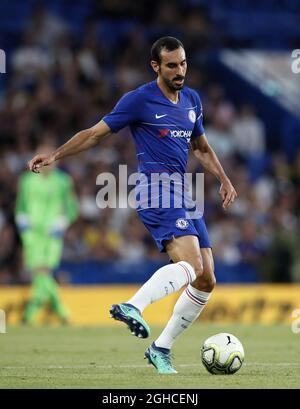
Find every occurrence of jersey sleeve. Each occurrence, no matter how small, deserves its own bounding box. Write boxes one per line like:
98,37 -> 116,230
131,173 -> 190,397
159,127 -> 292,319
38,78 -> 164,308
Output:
102,90 -> 141,133
191,91 -> 205,139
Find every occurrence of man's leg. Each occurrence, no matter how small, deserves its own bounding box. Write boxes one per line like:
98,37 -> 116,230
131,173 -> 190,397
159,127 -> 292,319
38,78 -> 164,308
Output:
24,270 -> 69,324
154,247 -> 215,350
144,237 -> 214,373
110,235 -> 201,339
47,278 -> 70,323
21,231 -> 48,324
23,271 -> 51,323
22,233 -> 69,324
46,237 -> 70,322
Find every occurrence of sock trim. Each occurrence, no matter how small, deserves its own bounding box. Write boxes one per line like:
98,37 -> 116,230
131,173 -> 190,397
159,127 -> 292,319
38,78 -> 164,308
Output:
178,262 -> 193,285
187,285 -> 212,303
152,342 -> 170,354
185,288 -> 207,306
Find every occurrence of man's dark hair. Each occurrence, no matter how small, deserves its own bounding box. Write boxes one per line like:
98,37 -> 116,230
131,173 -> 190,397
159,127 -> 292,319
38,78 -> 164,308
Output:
151,36 -> 184,64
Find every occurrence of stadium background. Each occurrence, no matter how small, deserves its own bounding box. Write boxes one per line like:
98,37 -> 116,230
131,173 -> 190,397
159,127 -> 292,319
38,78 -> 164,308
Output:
0,0 -> 300,326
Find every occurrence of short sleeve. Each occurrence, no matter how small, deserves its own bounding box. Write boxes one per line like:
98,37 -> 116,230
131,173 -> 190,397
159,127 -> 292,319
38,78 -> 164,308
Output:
191,92 -> 205,139
102,90 -> 141,133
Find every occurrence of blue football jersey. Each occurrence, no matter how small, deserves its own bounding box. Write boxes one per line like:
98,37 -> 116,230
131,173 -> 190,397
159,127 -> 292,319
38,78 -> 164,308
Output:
102,80 -> 205,176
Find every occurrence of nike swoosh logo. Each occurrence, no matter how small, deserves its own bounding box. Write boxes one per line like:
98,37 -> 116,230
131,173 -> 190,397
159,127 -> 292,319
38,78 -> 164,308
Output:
181,316 -> 192,323
155,114 -> 167,119
169,281 -> 175,291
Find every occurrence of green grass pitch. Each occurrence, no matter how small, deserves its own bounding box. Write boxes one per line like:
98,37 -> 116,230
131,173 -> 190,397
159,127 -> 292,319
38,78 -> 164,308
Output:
0,323 -> 299,389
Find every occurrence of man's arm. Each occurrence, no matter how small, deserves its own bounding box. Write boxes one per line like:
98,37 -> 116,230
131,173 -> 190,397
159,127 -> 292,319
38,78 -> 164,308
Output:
191,134 -> 237,210
28,120 -> 112,173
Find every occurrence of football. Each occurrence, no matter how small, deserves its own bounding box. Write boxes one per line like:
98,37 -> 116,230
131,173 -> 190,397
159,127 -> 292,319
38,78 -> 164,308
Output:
201,333 -> 245,374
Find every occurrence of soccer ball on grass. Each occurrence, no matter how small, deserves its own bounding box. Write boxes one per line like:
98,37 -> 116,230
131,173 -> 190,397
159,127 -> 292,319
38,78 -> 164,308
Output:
201,333 -> 244,374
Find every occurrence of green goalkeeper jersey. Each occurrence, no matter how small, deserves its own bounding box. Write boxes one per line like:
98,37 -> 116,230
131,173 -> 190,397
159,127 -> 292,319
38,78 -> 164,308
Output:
15,169 -> 79,234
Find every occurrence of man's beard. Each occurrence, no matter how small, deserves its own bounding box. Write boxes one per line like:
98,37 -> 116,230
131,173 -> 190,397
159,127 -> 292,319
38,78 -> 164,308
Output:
163,75 -> 185,91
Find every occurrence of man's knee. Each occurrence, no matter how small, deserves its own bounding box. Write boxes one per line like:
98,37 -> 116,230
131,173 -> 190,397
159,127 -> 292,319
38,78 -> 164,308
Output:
204,275 -> 216,292
193,271 -> 216,292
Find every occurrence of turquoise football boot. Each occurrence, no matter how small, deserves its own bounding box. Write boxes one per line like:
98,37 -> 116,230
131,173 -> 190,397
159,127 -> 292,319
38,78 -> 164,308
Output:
109,303 -> 150,338
144,343 -> 177,374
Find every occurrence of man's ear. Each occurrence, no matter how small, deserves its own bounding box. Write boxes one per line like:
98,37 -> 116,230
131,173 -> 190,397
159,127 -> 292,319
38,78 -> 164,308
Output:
150,60 -> 160,73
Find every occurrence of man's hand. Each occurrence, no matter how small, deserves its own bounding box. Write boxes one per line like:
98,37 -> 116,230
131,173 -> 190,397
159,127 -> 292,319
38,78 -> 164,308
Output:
15,213 -> 32,233
219,178 -> 237,210
28,153 -> 56,173
48,216 -> 69,238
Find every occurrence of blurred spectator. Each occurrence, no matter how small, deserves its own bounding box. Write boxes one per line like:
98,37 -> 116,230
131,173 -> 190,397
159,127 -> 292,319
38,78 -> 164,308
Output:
232,104 -> 266,158
0,223 -> 20,284
26,5 -> 69,49
83,209 -> 121,260
119,215 -> 147,261
261,204 -> 298,282
237,221 -> 265,267
12,31 -> 52,78
205,102 -> 236,159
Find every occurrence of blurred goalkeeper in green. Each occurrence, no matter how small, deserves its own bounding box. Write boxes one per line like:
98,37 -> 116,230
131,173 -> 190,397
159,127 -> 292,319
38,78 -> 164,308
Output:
15,144 -> 79,324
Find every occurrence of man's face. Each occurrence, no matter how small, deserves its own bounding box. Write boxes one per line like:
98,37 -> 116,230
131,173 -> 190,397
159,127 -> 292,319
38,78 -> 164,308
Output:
152,46 -> 187,91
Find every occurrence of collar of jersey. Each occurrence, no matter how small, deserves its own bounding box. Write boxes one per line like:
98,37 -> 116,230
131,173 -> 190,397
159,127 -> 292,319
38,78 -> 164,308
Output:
154,80 -> 182,105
